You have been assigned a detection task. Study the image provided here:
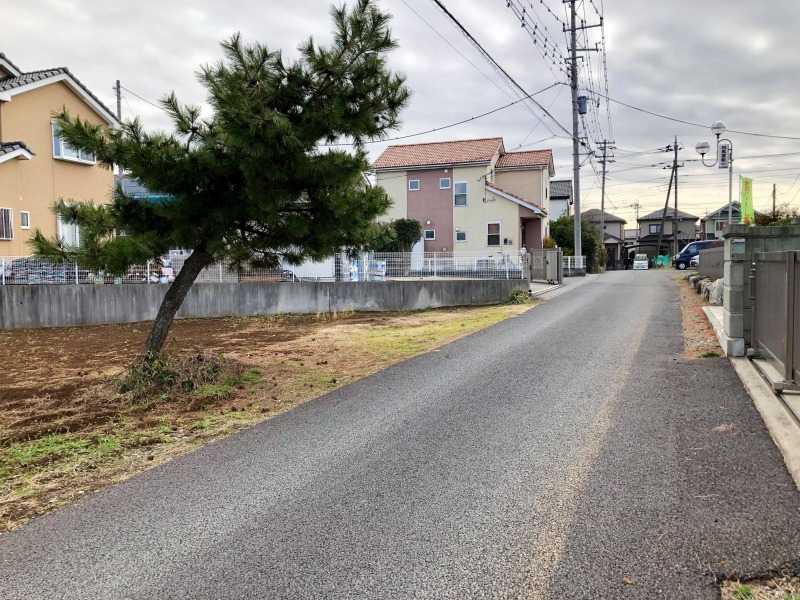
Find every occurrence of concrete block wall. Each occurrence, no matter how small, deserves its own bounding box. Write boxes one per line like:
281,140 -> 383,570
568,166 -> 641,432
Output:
0,279 -> 527,330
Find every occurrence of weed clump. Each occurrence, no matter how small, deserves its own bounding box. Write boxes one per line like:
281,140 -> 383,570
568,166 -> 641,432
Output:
507,289 -> 533,305
119,345 -> 246,401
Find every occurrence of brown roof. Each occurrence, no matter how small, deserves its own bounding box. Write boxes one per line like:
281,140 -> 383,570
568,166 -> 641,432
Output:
495,149 -> 553,169
373,137 -> 503,170
486,183 -> 541,210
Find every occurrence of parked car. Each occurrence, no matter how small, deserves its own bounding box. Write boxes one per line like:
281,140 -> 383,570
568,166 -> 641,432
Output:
690,255 -> 700,268
672,240 -> 723,270
633,254 -> 649,270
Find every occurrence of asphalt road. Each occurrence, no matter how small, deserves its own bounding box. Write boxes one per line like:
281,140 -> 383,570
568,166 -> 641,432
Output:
2,270 -> 799,599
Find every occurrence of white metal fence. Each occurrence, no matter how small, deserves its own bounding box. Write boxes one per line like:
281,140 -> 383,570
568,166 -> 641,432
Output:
562,255 -> 587,275
0,252 -> 530,285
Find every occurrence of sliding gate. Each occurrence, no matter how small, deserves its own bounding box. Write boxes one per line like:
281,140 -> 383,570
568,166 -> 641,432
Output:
750,250 -> 800,392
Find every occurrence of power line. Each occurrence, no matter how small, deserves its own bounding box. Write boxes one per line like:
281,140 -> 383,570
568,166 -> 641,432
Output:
326,83 -> 560,146
429,0 -> 573,137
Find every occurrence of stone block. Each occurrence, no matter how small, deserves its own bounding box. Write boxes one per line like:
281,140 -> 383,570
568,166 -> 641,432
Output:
724,308 -> 744,339
723,284 -> 744,313
724,261 -> 746,286
709,279 -> 724,305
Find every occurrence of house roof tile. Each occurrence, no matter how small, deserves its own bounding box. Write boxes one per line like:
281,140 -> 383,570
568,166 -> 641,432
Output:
495,149 -> 552,169
581,208 -> 626,224
639,207 -> 699,221
486,182 -> 540,208
373,137 -> 503,170
0,64 -> 117,125
0,141 -> 34,157
550,179 -> 572,199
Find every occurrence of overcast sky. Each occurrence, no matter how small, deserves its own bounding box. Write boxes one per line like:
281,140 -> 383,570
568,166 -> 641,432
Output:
6,0 -> 800,224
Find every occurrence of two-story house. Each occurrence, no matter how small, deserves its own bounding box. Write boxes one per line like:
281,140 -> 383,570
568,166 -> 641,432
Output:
549,179 -> 573,220
636,207 -> 699,259
0,53 -> 118,256
373,137 -> 554,252
581,209 -> 627,268
700,202 -> 762,239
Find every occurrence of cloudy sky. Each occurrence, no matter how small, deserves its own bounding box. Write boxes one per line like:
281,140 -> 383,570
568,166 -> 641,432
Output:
6,0 -> 800,224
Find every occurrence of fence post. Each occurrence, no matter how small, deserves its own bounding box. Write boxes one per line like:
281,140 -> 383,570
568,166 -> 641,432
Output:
219,262 -> 223,283
784,251 -> 796,385
1,258 -> 4,285
433,253 -> 437,278
74,263 -> 79,285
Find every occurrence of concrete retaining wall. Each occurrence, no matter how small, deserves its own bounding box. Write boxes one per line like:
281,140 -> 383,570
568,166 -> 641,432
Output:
0,279 -> 526,329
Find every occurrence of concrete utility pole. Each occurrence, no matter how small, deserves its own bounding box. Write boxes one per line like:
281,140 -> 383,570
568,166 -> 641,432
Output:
564,0 -> 601,262
568,0 -> 582,260
656,164 -> 675,262
773,183 -> 777,219
115,80 -> 122,122
597,140 -> 615,247
673,137 -> 679,255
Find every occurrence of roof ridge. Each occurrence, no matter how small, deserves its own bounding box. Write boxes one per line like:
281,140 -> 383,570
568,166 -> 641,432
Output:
384,136 -> 503,149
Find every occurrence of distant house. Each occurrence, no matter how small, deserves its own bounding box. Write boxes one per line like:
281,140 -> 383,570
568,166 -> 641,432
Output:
636,207 -> 699,258
549,179 -> 573,220
700,202 -> 763,239
373,137 -> 555,252
0,52 -> 118,256
581,209 -> 627,268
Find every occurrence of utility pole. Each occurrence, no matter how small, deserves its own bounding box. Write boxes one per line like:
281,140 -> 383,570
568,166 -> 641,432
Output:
597,140 -> 615,259
115,80 -> 122,122
564,0 -> 601,263
630,202 -> 641,241
655,165 -> 676,263
673,137 -> 679,255
773,183 -> 777,219
568,0 -> 582,260
113,80 -> 123,195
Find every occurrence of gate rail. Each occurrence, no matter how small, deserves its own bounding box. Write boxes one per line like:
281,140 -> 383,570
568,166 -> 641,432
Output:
750,250 -> 800,391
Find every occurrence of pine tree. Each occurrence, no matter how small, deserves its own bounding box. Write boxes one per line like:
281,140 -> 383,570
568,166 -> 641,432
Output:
30,0 -> 410,360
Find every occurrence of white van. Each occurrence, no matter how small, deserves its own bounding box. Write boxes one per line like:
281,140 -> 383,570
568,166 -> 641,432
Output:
633,254 -> 649,270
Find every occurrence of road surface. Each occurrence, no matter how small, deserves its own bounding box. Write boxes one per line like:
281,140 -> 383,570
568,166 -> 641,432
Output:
1,270 -> 798,598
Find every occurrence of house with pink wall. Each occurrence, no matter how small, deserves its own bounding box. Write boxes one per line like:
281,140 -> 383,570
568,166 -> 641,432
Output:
374,137 -> 555,252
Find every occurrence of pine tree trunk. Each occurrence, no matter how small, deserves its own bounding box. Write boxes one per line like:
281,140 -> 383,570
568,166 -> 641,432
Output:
142,248 -> 214,358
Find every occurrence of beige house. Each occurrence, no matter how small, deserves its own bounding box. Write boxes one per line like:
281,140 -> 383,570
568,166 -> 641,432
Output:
635,207 -> 699,258
0,53 -> 118,256
581,209 -> 627,268
374,137 -> 554,252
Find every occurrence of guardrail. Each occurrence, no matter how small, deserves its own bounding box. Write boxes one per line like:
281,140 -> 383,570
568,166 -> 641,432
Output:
0,251 -> 530,285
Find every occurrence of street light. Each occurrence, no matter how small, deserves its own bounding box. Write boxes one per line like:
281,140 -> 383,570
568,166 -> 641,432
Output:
696,120 -> 734,226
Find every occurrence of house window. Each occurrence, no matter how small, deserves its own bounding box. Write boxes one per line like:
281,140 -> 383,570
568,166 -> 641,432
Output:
456,231 -> 467,242
715,220 -> 726,231
52,123 -> 95,164
487,222 -> 500,246
0,208 -> 12,240
57,213 -> 80,246
454,181 -> 467,206
424,229 -> 435,240
439,178 -> 451,189
408,179 -> 420,191
20,211 -> 30,229
649,224 -> 661,234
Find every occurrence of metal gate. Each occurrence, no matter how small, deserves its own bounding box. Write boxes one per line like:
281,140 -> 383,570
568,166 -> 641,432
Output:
750,250 -> 800,392
529,249 -> 563,284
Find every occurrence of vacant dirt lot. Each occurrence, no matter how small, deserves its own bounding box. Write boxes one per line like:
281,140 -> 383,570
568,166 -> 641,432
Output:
1,304 -> 533,531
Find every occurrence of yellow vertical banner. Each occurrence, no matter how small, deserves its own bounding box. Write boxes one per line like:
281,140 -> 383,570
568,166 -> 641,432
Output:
740,177 -> 755,226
